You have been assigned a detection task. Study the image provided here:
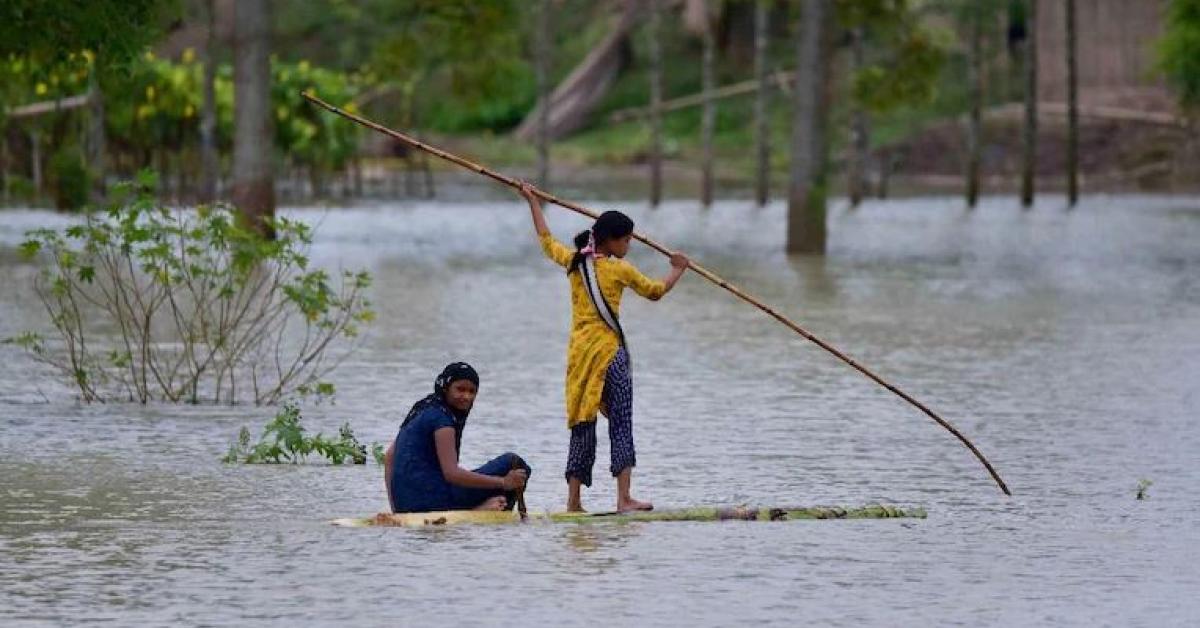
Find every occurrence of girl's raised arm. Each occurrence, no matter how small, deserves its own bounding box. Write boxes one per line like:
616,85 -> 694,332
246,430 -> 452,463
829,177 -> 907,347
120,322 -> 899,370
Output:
519,181 -> 550,237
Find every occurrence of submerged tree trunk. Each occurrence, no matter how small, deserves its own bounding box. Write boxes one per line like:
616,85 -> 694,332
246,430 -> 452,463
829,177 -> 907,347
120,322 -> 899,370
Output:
753,0 -> 770,207
648,0 -> 663,207
847,27 -> 868,208
1020,0 -> 1037,208
232,0 -> 275,238
1065,0 -> 1078,206
87,66 -> 106,200
786,0 -> 834,254
514,0 -> 641,141
199,0 -> 219,204
700,0 -> 715,207
966,4 -> 983,208
536,0 -> 552,186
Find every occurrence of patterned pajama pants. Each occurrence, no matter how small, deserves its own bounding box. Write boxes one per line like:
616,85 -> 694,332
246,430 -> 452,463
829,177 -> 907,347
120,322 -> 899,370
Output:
565,347 -> 635,487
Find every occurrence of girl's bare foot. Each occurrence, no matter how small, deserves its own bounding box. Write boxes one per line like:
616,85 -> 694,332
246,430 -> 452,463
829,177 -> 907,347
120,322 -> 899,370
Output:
474,496 -> 507,511
617,497 -> 653,512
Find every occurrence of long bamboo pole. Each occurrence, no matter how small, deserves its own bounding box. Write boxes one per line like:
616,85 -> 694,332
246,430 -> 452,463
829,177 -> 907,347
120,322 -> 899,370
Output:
301,91 -> 1012,497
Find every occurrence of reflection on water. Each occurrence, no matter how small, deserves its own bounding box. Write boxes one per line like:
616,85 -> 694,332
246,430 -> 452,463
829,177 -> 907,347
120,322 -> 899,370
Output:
1,195 -> 1199,626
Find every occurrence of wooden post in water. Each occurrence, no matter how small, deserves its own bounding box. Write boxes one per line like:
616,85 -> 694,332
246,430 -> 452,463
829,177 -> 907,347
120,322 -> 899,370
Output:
847,27 -> 868,208
0,130 -> 8,203
966,3 -> 983,208
86,64 -> 107,199
700,0 -> 715,207
753,0 -> 770,207
1065,0 -> 1078,206
199,0 -> 219,203
536,0 -> 552,187
1020,0 -> 1038,208
648,0 -> 664,207
30,128 -> 42,197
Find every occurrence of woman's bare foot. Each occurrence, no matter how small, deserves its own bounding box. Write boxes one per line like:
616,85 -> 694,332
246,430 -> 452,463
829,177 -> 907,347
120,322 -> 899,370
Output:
474,496 -> 507,511
617,497 -> 653,512
565,501 -> 587,513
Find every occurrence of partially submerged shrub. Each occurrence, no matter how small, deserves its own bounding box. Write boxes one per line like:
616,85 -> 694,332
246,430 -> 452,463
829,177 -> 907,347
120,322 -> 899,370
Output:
222,402 -> 369,464
12,171 -> 373,404
49,149 -> 91,211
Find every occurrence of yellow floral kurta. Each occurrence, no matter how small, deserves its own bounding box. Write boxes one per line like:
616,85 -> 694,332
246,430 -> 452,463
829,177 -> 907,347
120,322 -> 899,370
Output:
540,232 -> 666,428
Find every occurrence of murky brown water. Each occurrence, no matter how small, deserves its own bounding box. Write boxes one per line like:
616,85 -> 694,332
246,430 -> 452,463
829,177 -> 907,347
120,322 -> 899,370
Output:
2,194 -> 1199,626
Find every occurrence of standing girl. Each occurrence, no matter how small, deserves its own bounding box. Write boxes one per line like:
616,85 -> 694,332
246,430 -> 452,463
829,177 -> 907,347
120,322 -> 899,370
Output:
519,182 -> 688,512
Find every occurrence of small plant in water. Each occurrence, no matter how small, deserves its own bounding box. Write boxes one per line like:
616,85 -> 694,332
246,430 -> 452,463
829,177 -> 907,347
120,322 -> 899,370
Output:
1136,479 -> 1153,500
12,171 -> 374,404
223,402 -> 371,465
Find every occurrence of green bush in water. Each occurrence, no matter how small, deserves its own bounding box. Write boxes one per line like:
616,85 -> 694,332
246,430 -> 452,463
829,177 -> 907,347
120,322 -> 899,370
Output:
223,403 -> 373,465
49,149 -> 91,211
13,170 -> 374,404
5,174 -> 38,203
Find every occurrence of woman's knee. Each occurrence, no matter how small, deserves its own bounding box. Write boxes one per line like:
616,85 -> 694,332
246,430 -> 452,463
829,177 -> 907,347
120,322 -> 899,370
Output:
505,452 -> 533,475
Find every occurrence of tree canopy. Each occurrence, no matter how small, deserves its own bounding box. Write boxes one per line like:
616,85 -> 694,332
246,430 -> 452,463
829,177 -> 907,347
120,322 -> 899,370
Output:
0,0 -> 175,67
1159,0 -> 1200,111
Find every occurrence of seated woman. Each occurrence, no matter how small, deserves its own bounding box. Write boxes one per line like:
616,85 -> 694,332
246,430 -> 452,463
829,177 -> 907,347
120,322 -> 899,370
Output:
383,362 -> 531,513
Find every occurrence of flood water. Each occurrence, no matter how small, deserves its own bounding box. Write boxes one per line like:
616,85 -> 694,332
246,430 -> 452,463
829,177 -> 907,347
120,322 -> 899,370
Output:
1,194 -> 1198,626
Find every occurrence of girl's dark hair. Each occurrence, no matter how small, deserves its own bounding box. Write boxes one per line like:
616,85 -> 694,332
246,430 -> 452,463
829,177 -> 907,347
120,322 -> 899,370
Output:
568,210 -> 635,274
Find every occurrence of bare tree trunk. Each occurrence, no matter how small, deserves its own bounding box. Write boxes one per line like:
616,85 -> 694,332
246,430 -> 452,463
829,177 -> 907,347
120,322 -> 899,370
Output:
87,66 -> 107,200
966,4 -> 982,208
421,152 -> 435,199
199,0 -> 219,204
700,0 -> 715,207
1,131 -> 8,203
1020,0 -> 1037,208
1065,0 -> 1078,206
353,154 -> 363,197
753,0 -> 770,207
648,0 -> 663,207
786,0 -> 833,254
30,128 -> 43,197
157,150 -> 171,198
847,27 -> 868,208
536,0 -> 552,186
232,0 -> 275,238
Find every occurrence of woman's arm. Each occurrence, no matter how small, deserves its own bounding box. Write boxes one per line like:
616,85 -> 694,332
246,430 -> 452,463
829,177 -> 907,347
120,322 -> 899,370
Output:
519,181 -> 550,237
433,428 -> 527,490
383,442 -> 396,512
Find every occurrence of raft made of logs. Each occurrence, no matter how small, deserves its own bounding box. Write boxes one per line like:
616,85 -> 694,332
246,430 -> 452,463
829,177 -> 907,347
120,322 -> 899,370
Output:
332,505 -> 926,528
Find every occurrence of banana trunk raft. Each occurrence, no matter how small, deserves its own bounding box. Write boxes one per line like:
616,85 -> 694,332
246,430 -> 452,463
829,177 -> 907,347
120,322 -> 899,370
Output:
332,505 -> 926,528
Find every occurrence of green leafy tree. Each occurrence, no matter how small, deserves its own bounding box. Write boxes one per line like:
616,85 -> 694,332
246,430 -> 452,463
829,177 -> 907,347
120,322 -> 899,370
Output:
1160,0 -> 1200,113
368,0 -> 534,131
839,0 -> 949,115
0,1 -> 174,68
